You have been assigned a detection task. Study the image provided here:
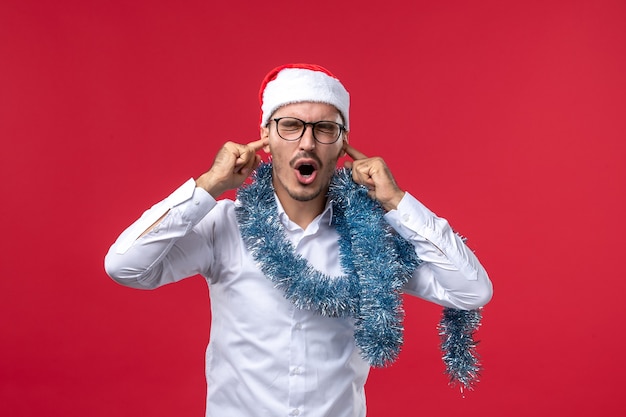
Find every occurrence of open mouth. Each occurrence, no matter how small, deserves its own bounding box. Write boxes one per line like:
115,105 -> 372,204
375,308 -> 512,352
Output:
294,160 -> 319,184
297,164 -> 315,176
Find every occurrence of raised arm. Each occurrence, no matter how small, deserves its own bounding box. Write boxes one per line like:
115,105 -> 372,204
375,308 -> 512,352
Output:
343,142 -> 493,309
104,139 -> 267,289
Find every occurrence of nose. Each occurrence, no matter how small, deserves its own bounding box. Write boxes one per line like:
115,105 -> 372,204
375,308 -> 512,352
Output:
299,124 -> 316,151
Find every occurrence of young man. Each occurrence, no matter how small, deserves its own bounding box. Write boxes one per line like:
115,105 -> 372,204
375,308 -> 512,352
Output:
105,63 -> 493,417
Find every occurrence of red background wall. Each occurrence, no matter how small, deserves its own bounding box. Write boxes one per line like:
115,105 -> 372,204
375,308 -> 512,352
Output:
1,0 -> 625,416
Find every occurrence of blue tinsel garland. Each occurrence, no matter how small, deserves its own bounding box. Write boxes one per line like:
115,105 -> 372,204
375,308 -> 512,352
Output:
235,162 -> 482,387
439,307 -> 483,390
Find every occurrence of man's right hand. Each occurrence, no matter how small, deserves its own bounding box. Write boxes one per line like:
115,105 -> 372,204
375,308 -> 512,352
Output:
195,139 -> 268,198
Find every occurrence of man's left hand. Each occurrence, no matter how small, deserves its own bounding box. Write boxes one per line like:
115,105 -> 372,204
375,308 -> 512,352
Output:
343,143 -> 405,211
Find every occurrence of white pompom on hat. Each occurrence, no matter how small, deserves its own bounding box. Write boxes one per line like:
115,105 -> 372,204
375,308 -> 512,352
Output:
259,63 -> 350,130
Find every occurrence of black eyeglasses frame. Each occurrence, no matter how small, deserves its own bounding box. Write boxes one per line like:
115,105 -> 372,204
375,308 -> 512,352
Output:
272,117 -> 346,144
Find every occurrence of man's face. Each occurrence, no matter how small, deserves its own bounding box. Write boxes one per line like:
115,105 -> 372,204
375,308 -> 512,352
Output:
261,101 -> 346,205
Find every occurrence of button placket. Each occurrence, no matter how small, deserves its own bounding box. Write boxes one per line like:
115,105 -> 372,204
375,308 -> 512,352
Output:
288,310 -> 306,414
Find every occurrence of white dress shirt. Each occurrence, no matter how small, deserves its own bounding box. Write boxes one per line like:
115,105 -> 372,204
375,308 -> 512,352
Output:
105,178 -> 492,417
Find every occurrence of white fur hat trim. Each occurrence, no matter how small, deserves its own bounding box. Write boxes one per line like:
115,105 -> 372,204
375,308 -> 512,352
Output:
260,67 -> 350,129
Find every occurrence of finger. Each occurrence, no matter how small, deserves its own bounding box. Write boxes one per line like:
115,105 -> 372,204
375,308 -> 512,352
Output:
246,137 -> 269,151
355,171 -> 375,188
351,162 -> 376,187
343,142 -> 368,161
234,152 -> 256,172
234,140 -> 265,169
238,154 -> 261,177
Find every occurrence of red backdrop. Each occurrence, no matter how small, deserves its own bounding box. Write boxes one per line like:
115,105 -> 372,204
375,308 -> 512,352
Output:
1,0 -> 625,416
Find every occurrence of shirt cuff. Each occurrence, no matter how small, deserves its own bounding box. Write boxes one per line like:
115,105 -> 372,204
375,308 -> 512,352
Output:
384,192 -> 437,242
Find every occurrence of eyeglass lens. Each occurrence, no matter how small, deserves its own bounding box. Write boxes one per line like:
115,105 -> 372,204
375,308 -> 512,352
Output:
275,118 -> 342,144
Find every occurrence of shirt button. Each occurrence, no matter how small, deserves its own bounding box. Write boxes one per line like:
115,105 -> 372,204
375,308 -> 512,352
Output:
294,323 -> 302,330
194,200 -> 200,205
290,409 -> 300,416
402,213 -> 410,222
291,366 -> 302,375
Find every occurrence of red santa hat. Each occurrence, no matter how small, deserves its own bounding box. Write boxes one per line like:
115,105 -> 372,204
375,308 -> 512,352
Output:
259,63 -> 350,130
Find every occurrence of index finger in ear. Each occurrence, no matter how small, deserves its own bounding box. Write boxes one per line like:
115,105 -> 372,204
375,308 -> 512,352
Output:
246,138 -> 269,151
343,142 -> 368,160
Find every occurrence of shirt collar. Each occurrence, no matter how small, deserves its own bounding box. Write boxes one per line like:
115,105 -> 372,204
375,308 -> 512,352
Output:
275,194 -> 334,231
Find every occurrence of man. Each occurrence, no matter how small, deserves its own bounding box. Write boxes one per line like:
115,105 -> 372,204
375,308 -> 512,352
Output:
105,63 -> 493,417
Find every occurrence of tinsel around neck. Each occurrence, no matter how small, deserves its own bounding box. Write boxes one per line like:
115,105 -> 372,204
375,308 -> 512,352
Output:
235,162 -> 419,366
235,162 -> 483,388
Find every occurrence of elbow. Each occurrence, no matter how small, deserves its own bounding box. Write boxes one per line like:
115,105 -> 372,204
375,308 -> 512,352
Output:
104,251 -> 152,290
477,269 -> 494,307
104,252 -> 118,280
104,252 -> 132,287
449,273 -> 493,311
473,282 -> 493,308
464,264 -> 493,309
460,277 -> 493,310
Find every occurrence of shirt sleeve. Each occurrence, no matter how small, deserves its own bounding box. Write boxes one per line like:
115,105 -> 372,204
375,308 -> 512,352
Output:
384,193 -> 493,310
104,179 -> 217,289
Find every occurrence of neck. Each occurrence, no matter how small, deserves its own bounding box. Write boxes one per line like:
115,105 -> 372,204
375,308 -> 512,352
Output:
274,188 -> 328,230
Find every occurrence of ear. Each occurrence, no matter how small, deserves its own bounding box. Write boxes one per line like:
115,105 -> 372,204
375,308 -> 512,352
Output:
260,126 -> 271,153
339,132 -> 349,157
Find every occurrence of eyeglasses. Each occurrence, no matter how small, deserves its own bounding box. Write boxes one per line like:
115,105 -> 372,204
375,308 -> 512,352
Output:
272,117 -> 346,144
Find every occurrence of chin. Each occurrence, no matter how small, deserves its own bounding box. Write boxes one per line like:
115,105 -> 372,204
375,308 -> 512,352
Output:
287,187 -> 323,202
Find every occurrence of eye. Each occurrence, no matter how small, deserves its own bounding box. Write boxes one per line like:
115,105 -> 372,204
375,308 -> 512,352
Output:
315,122 -> 339,135
279,118 -> 302,131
